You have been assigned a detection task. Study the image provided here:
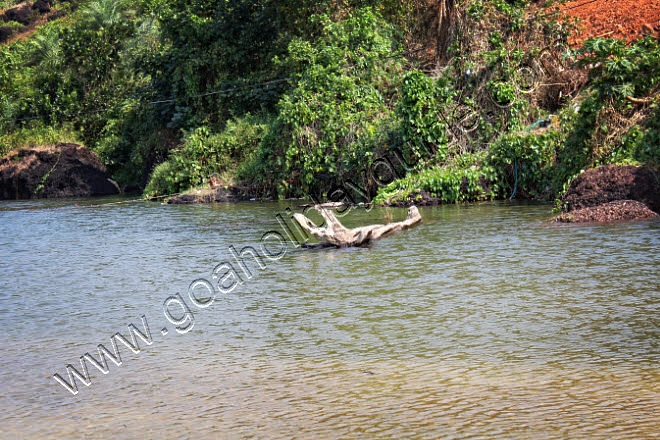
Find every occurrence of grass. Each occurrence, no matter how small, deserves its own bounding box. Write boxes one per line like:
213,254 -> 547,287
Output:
0,122 -> 80,157
0,0 -> 23,11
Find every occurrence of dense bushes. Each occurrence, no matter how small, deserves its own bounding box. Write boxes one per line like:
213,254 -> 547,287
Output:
256,8 -> 404,196
144,114 -> 273,197
1,0 -> 146,168
375,9 -> 660,206
373,157 -> 495,205
396,71 -> 452,169
373,0 -> 574,204
1,0 -> 659,204
566,36 -> 660,168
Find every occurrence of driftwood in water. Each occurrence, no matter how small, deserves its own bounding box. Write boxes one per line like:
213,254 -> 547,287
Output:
293,205 -> 422,248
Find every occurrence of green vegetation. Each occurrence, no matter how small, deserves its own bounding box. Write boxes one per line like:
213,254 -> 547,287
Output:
375,7 -> 660,205
1,0 -> 23,9
241,8 -> 404,197
1,0 -> 658,204
144,113 -> 273,196
0,121 -> 79,157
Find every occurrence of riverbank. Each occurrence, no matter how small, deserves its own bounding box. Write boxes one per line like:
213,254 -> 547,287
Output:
2,0 -> 659,223
162,163 -> 660,225
0,142 -> 120,199
553,165 -> 660,222
165,186 -> 252,204
3,143 -> 658,224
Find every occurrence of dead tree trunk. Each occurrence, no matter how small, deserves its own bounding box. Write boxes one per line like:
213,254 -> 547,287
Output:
293,206 -> 422,248
435,0 -> 455,67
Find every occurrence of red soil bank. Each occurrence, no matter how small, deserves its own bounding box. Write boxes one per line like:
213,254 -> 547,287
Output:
559,0 -> 660,46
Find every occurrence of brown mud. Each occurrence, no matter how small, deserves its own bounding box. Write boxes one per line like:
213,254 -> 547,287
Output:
0,143 -> 120,199
555,199 -> 658,223
554,165 -> 660,223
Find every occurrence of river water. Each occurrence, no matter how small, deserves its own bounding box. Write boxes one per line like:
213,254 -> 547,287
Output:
0,198 -> 658,439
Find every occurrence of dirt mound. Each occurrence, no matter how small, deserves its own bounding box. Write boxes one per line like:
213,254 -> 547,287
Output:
555,199 -> 659,222
32,0 -> 53,14
0,26 -> 14,43
553,165 -> 660,222
2,3 -> 33,25
560,0 -> 660,46
562,165 -> 660,212
0,143 -> 120,199
1,1 -> 63,45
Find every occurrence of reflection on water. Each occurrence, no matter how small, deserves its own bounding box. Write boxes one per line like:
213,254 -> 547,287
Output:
0,199 -> 658,439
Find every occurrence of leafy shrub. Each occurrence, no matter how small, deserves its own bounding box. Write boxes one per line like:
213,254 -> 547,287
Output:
556,36 -> 660,184
144,114 -> 273,196
615,106 -> 660,166
396,71 -> 452,168
574,36 -> 660,103
142,160 -> 174,198
373,162 -> 495,205
255,7 -> 404,196
486,128 -> 565,199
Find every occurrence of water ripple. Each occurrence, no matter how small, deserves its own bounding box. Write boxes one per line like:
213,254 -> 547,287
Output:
0,201 -> 658,438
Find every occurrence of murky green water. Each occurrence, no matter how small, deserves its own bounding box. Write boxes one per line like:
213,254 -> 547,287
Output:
1,198 -> 658,439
